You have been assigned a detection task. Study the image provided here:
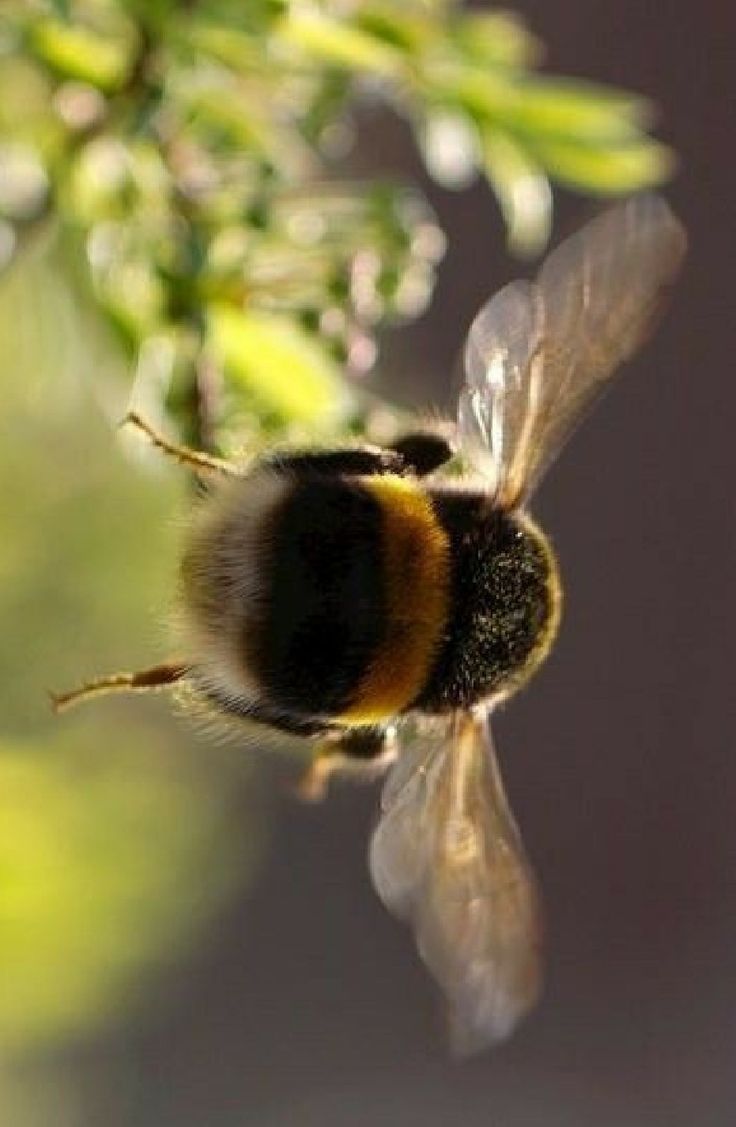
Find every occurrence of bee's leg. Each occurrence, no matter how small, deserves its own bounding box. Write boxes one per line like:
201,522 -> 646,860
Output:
122,412 -> 240,480
268,438 -> 452,482
268,448 -> 405,478
389,432 -> 454,477
295,726 -> 397,803
50,661 -> 188,713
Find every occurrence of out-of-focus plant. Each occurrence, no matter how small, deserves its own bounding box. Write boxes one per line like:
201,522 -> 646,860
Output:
0,728 -> 257,1054
0,249 -> 267,1060
1,0 -> 674,452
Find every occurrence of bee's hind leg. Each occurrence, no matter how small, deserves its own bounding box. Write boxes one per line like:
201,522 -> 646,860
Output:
295,726 -> 398,803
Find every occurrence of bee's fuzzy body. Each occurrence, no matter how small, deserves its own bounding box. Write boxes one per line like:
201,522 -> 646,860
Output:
179,451 -> 561,741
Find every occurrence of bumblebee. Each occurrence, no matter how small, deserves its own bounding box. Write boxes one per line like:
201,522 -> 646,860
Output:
54,195 -> 686,1052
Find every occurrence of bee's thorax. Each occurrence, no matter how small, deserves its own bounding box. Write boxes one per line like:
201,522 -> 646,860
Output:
416,490 -> 561,712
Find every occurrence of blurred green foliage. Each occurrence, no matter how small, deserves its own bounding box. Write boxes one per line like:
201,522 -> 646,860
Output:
0,729 -> 254,1053
1,0 -> 674,452
0,245 -> 267,1061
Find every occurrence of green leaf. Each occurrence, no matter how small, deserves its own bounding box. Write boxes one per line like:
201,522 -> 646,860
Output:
530,136 -> 675,194
355,5 -> 437,55
207,304 -> 352,428
440,68 -> 651,145
29,19 -> 133,92
431,64 -> 513,119
480,128 -> 551,256
279,11 -> 405,78
454,11 -> 540,69
186,22 -> 261,72
502,78 -> 653,144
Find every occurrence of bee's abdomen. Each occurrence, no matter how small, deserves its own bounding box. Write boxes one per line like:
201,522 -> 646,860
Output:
254,478 -> 386,716
254,474 -> 451,724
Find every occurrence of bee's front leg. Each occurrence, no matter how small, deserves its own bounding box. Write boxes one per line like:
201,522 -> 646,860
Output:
389,432 -> 454,477
51,660 -> 188,713
122,412 -> 239,481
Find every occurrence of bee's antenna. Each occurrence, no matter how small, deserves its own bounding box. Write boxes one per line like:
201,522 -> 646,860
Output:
120,412 -> 240,479
50,661 -> 188,714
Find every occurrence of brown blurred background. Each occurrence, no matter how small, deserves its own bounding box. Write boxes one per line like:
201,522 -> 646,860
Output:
3,1 -> 735,1125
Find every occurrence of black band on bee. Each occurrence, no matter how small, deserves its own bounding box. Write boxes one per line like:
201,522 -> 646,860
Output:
252,477 -> 387,716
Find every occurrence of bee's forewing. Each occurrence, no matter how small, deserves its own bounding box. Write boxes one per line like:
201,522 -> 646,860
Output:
369,711 -> 543,1053
459,279 -> 543,499
458,194 -> 687,507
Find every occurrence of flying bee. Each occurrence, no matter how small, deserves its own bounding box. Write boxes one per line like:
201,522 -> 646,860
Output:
53,194 -> 686,1053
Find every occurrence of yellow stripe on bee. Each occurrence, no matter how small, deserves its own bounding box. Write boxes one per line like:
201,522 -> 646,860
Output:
337,475 -> 450,725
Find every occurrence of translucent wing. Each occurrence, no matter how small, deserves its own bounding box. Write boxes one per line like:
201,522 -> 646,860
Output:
458,194 -> 687,507
369,719 -> 448,921
369,711 -> 542,1053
